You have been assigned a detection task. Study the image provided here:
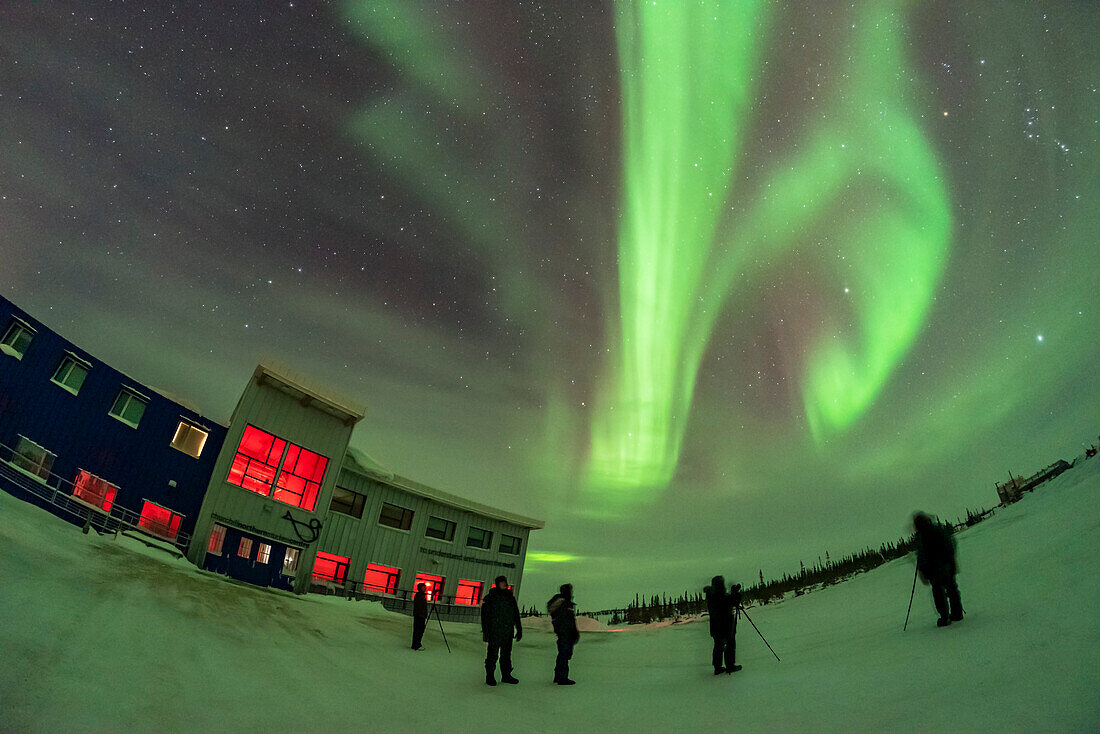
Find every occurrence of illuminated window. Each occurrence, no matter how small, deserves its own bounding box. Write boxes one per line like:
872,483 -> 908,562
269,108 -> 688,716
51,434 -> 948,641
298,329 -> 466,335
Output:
109,388 -> 148,428
237,537 -> 253,558
10,435 -> 55,479
0,319 -> 34,359
378,502 -> 413,531
283,548 -> 300,575
414,573 -> 445,602
466,526 -> 492,550
425,515 -> 456,542
72,470 -> 117,511
208,524 -> 227,555
455,580 -> 483,606
257,543 -> 272,564
499,534 -> 522,555
363,563 -> 400,594
329,486 -> 366,519
137,501 -> 183,541
312,551 -> 349,584
171,421 -> 209,459
51,355 -> 89,395
226,425 -> 328,511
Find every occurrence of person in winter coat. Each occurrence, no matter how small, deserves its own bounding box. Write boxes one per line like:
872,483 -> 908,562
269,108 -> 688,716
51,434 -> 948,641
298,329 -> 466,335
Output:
411,583 -> 428,650
481,575 -> 522,685
547,583 -> 580,685
705,575 -> 742,675
913,512 -> 963,626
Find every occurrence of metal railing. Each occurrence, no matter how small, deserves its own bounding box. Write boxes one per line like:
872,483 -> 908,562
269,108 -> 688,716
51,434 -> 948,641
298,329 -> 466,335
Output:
0,440 -> 191,549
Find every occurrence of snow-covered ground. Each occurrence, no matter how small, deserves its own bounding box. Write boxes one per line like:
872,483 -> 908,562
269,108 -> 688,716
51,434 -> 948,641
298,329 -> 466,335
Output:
1,458 -> 1097,733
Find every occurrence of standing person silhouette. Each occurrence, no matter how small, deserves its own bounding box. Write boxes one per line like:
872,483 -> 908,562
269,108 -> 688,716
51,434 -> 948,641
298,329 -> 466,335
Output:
481,576 -> 522,686
547,583 -> 580,685
705,575 -> 741,675
913,512 -> 963,626
411,583 -> 428,650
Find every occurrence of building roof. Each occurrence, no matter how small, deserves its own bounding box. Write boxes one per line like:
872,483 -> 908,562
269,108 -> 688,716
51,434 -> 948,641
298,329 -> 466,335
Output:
253,362 -> 365,425
342,447 -> 545,530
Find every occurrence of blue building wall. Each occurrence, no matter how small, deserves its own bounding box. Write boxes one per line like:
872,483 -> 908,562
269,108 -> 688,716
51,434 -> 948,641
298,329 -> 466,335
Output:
0,294 -> 226,538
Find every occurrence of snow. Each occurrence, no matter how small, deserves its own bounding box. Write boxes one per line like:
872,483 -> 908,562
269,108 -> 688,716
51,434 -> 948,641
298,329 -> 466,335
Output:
1,457 -> 1098,732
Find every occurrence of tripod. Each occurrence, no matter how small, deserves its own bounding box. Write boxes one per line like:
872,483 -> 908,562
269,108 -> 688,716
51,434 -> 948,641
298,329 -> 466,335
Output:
737,605 -> 780,662
429,601 -> 451,653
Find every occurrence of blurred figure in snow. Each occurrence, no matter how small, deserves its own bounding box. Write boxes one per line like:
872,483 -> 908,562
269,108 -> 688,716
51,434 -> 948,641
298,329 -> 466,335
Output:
547,583 -> 580,685
705,575 -> 741,675
481,575 -> 522,686
411,583 -> 428,650
913,512 -> 963,626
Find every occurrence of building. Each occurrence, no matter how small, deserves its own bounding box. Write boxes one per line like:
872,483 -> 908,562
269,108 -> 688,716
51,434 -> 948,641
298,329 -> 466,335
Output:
0,294 -> 226,547
0,294 -> 544,616
994,459 -> 1072,505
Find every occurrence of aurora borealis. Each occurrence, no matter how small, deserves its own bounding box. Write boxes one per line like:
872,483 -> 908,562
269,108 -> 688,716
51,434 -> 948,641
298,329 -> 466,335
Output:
1,1 -> 1096,607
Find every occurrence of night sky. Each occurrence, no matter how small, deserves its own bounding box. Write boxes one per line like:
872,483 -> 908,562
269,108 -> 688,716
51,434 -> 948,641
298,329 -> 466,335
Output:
1,1 -> 1096,609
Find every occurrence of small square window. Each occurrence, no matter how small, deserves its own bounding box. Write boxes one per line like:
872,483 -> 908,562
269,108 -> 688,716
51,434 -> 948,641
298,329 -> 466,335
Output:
10,435 -> 55,480
378,502 -> 414,531
363,563 -> 401,595
72,469 -> 118,512
0,319 -> 34,359
208,524 -> 227,555
237,537 -> 254,559
257,543 -> 272,564
456,580 -> 483,606
499,534 -> 522,555
171,421 -> 209,458
283,548 -> 300,575
425,515 -> 456,542
109,388 -> 148,428
466,526 -> 492,550
312,551 -> 349,584
51,355 -> 89,395
138,501 -> 183,541
329,486 -> 366,519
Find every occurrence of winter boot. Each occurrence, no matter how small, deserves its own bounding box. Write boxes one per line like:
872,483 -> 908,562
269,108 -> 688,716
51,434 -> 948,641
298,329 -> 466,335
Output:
714,668 -> 725,676
501,674 -> 519,684
727,665 -> 743,673
556,678 -> 576,685
936,616 -> 951,627
486,672 -> 497,686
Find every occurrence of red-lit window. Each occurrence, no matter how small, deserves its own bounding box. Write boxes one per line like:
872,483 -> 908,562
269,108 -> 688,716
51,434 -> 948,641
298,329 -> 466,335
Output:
363,563 -> 400,595
312,551 -> 349,584
137,501 -> 183,541
72,470 -> 117,512
272,443 -> 327,511
414,573 -> 445,602
208,523 -> 227,554
456,580 -> 483,606
226,425 -> 328,511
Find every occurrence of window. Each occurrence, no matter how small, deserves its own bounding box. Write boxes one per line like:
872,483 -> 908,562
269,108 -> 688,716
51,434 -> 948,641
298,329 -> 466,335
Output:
312,551 -> 349,584
0,319 -> 34,359
363,563 -> 400,595
109,388 -> 148,428
226,425 -> 328,511
10,436 -> 55,479
329,486 -> 366,519
425,515 -> 456,542
72,470 -> 117,512
414,573 -> 445,602
466,526 -> 493,550
237,537 -> 254,559
51,355 -> 89,395
171,421 -> 209,458
138,501 -> 183,541
283,548 -> 300,575
499,534 -> 522,555
378,502 -> 413,531
257,543 -> 272,564
208,524 -> 227,555
456,580 -> 483,606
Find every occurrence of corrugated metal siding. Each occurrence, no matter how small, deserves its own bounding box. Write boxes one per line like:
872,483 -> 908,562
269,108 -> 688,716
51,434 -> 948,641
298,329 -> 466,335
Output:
315,467 -> 532,599
0,296 -> 227,536
186,374 -> 356,591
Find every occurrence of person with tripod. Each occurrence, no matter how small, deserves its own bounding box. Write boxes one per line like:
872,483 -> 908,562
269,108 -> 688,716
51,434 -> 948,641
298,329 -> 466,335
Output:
705,576 -> 742,675
411,583 -> 428,651
912,512 -> 963,627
